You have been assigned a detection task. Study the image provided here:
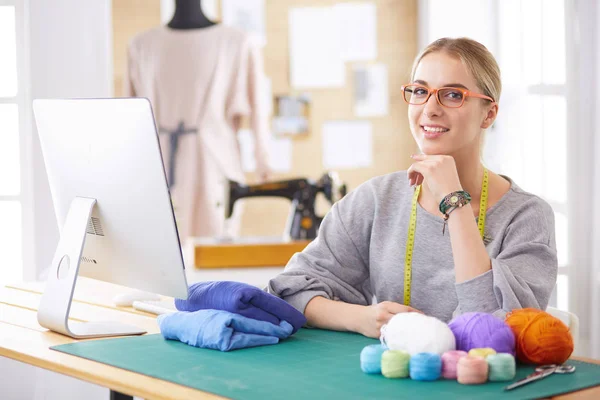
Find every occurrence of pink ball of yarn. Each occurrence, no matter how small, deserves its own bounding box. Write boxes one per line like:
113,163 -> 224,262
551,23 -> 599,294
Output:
441,350 -> 468,379
457,355 -> 489,385
448,312 -> 515,355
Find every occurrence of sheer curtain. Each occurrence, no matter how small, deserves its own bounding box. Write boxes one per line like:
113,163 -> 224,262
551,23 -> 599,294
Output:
565,0 -> 600,358
418,0 -> 600,355
486,0 -> 570,311
0,0 -> 30,287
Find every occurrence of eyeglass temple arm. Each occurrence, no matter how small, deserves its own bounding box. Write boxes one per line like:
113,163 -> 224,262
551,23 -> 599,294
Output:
466,91 -> 495,102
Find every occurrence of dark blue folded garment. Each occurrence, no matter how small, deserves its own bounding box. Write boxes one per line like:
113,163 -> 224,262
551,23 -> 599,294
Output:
175,281 -> 306,333
158,309 -> 294,351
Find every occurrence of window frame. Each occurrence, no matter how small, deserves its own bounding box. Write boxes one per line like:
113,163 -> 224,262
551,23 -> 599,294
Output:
418,0 -> 570,309
0,0 -> 34,282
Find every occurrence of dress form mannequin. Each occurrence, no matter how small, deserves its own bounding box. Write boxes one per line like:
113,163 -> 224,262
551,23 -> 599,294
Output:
167,0 -> 216,30
125,3 -> 272,240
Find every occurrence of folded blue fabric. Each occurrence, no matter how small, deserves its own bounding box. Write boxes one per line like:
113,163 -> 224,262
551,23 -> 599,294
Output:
157,309 -> 294,351
175,281 -> 306,333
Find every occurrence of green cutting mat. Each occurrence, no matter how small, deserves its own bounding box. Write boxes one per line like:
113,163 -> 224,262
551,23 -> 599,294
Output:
52,329 -> 600,400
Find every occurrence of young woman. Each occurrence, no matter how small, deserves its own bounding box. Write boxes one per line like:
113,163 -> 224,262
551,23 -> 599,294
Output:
267,38 -> 557,339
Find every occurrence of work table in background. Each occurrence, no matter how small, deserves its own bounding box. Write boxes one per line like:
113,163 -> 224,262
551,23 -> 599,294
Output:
183,237 -> 309,288
190,237 -> 310,269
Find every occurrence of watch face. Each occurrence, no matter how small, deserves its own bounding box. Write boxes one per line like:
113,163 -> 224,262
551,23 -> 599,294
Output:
450,195 -> 459,205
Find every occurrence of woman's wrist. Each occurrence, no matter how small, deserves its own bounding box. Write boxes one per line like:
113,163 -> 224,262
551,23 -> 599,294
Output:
446,202 -> 473,220
305,296 -> 368,334
346,303 -> 369,334
435,185 -> 464,204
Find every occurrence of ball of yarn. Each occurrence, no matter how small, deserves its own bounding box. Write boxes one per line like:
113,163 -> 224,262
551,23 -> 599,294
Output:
505,308 -> 574,365
457,355 -> 489,385
382,313 -> 456,355
381,350 -> 410,378
468,347 -> 497,359
487,353 -> 517,381
441,350 -> 468,379
410,352 -> 442,381
360,344 -> 386,374
448,312 -> 515,355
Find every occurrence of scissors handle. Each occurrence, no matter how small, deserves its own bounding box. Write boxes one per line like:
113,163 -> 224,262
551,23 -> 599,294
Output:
504,368 -> 556,391
554,365 -> 576,374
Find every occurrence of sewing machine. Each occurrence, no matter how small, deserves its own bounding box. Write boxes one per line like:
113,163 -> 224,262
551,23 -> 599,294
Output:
225,172 -> 347,240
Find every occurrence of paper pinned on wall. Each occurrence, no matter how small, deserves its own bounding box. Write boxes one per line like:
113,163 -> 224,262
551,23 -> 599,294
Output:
222,0 -> 267,47
322,121 -> 372,169
269,135 -> 293,172
354,63 -> 389,117
289,7 -> 345,89
335,2 -> 378,61
272,94 -> 311,136
238,130 -> 292,173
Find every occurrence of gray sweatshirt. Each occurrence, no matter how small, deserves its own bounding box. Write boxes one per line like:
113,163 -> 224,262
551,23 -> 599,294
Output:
267,171 -> 558,323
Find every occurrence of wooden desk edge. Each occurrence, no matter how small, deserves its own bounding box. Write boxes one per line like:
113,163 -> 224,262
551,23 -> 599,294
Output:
0,335 -> 225,400
2,280 -> 599,400
3,344 -> 598,400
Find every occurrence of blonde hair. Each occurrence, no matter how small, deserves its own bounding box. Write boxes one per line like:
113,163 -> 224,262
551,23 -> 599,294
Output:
411,37 -> 501,103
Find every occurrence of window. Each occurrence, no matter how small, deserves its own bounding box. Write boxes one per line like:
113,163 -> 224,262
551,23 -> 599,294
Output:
0,1 -> 24,285
421,0 -> 569,310
486,0 -> 569,310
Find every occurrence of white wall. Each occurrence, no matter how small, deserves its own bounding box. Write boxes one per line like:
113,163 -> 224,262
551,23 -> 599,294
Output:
567,0 -> 600,358
28,0 -> 113,281
1,360 -> 109,400
418,0 -> 497,53
2,1 -> 115,399
593,0 -> 600,360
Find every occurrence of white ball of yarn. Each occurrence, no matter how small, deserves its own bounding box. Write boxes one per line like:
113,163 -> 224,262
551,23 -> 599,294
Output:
381,313 -> 456,355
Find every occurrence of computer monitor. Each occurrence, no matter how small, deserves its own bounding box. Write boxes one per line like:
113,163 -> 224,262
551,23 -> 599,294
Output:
33,98 -> 189,339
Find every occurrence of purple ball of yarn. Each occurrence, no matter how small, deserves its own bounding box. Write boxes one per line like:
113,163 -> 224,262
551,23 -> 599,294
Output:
448,312 -> 515,355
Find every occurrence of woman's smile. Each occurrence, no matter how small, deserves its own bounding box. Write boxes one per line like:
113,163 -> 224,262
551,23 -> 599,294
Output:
421,124 -> 450,139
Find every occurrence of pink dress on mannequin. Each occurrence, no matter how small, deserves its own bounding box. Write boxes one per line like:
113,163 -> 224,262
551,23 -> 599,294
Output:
124,24 -> 271,241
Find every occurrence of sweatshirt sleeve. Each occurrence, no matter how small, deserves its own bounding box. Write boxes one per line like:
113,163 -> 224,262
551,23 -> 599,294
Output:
454,196 -> 558,318
266,181 -> 375,313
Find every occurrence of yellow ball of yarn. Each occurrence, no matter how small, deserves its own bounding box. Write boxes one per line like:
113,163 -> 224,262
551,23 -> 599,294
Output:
468,347 -> 497,359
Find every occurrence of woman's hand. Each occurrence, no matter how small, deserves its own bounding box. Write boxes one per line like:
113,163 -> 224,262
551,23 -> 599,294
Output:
407,154 -> 463,203
358,301 -> 423,339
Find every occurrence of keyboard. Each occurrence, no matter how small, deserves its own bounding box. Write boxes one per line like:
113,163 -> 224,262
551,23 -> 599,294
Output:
132,299 -> 177,315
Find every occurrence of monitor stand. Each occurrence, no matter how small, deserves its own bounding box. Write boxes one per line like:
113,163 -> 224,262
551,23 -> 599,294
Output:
37,197 -> 146,338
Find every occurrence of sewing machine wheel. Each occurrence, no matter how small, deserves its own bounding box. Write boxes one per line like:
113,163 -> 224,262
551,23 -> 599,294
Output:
320,172 -> 347,204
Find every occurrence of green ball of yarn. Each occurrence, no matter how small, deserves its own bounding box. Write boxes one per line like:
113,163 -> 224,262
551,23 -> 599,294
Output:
381,350 -> 411,379
487,353 -> 516,381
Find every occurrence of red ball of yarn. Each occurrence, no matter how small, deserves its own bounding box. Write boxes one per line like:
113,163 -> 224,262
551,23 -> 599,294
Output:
505,308 -> 574,365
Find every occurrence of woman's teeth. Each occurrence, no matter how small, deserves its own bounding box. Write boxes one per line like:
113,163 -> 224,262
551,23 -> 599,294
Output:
423,126 -> 449,133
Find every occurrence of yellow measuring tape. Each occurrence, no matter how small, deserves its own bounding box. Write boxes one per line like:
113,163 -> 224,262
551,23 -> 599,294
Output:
478,169 -> 489,239
403,169 -> 489,306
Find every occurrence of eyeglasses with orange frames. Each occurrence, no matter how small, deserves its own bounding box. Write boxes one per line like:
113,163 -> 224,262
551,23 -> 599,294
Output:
401,84 -> 495,108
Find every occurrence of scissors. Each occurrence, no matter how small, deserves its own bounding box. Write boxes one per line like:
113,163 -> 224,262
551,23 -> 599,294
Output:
505,364 -> 576,391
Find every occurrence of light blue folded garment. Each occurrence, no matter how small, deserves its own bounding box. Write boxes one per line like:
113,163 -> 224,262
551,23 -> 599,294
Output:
157,309 -> 294,351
